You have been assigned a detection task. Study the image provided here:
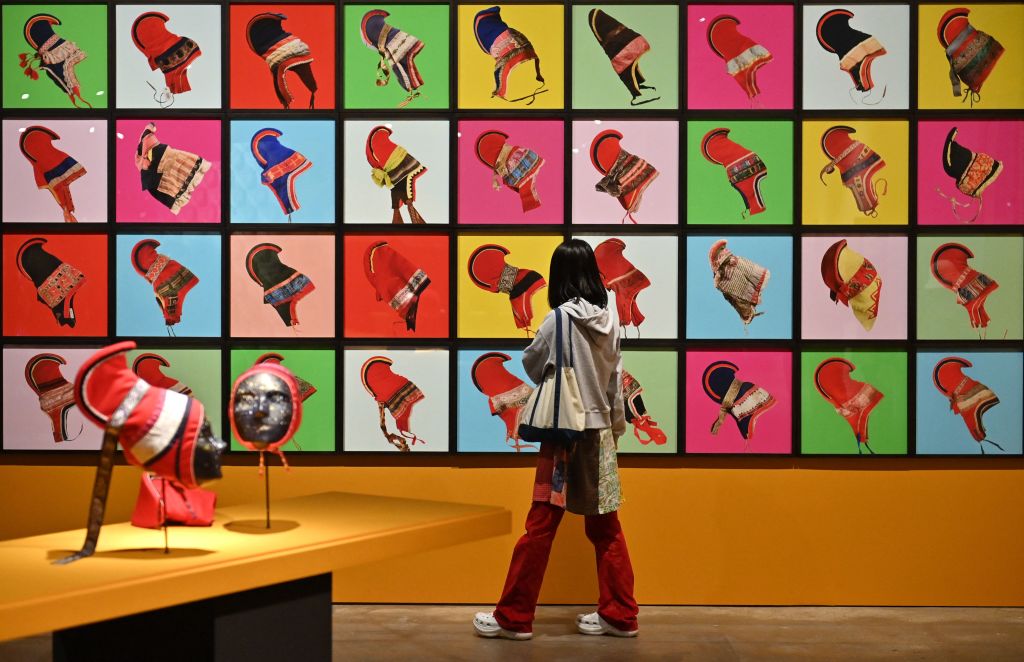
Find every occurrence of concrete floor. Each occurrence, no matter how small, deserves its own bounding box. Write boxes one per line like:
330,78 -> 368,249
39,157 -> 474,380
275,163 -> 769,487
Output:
2,605 -> 1022,661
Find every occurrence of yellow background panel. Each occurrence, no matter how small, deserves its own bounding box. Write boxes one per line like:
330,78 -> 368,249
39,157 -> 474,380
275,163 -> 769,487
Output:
457,4 -> 565,109
802,120 -> 909,226
458,233 -> 561,337
918,4 -> 1024,109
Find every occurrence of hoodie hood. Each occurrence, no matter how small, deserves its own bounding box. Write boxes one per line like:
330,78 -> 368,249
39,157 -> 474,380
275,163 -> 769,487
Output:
559,298 -> 616,335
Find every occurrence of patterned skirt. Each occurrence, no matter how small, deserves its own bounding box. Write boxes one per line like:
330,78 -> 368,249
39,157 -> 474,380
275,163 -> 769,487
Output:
532,428 -> 622,516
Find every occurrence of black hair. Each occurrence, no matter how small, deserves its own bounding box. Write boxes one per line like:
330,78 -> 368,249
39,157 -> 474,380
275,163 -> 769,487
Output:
547,239 -> 608,309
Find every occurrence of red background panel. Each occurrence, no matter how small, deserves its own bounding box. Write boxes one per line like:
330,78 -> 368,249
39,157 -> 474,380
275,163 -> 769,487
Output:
229,4 -> 337,110
344,234 -> 450,338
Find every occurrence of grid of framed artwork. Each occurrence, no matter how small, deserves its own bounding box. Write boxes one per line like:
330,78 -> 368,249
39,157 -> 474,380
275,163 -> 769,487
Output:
2,2 -> 1022,457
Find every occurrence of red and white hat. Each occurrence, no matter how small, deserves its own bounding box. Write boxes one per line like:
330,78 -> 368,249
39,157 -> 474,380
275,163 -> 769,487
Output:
467,243 -> 546,333
363,241 -> 430,332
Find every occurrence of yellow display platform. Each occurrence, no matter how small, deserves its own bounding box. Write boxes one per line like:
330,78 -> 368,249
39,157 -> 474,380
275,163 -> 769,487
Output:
0,491 -> 510,642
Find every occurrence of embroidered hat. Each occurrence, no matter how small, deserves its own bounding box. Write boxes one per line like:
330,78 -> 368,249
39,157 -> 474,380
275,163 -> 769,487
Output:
366,125 -> 427,223
245,243 -> 316,328
246,12 -> 318,109
473,6 -> 546,104
932,357 -> 1003,452
701,128 -> 768,217
19,126 -> 86,223
621,369 -> 667,445
820,125 -> 886,216
938,7 -> 1004,100
230,360 -> 303,473
135,122 -> 212,215
363,240 -> 430,332
816,9 -> 886,93
588,9 -> 659,105
814,357 -> 883,454
475,130 -> 545,213
360,9 -> 424,107
19,13 -> 91,108
251,128 -> 312,217
821,239 -> 882,332
707,15 -> 772,100
132,353 -> 192,396
708,240 -> 769,325
470,352 -> 536,451
256,352 -> 317,402
361,356 -> 425,451
467,243 -> 546,333
25,353 -> 80,443
930,242 -> 998,330
130,238 -> 199,329
16,237 -> 86,328
594,238 -> 650,329
131,11 -> 201,95
590,130 -> 659,224
702,361 -> 776,443
939,127 -> 1002,222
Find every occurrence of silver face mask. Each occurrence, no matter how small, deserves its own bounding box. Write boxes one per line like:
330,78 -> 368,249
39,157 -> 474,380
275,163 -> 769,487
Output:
231,372 -> 294,449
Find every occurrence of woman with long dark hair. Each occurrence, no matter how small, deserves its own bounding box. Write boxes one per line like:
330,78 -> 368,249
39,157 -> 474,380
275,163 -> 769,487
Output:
473,239 -> 639,640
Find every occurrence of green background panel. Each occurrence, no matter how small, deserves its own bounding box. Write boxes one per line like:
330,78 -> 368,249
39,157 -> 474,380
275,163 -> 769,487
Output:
126,349 -> 222,436
571,5 -> 679,110
3,4 -> 108,109
619,350 -> 677,454
342,4 -> 450,109
229,349 -> 336,453
801,351 -> 908,455
686,120 -> 794,225
916,235 -> 1024,341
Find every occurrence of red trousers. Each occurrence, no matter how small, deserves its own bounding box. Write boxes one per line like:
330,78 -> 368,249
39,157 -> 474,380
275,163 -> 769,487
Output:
493,501 -> 639,633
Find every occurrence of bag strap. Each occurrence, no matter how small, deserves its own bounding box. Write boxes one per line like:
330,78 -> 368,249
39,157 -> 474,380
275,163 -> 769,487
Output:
553,309 -> 563,429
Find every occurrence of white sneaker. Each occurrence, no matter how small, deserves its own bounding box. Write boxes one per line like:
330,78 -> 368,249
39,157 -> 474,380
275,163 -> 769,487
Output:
576,612 -> 638,637
473,611 -> 532,640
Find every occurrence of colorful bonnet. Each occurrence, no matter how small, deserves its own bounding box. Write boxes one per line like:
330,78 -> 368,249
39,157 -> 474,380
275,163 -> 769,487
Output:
594,238 -> 650,330
930,242 -> 998,331
932,357 -> 1003,452
19,13 -> 91,108
939,126 -> 1002,222
470,352 -> 536,451
251,128 -> 312,218
135,122 -> 212,215
366,125 -> 427,212
816,9 -> 887,94
590,130 -> 659,224
938,7 -> 1004,102
588,9 -> 659,105
708,240 -> 769,326
702,361 -> 776,445
363,240 -> 430,332
360,9 -> 425,107
475,130 -> 545,213
820,239 -> 882,332
245,12 -> 317,109
130,238 -> 199,332
621,370 -> 667,445
256,353 -> 317,402
16,237 -> 86,328
473,6 -> 546,104
131,12 -> 201,97
814,357 -> 883,454
706,15 -> 772,100
819,125 -> 887,217
132,353 -> 192,396
701,128 -> 768,217
19,126 -> 86,223
467,243 -> 546,334
361,356 -> 425,452
245,243 -> 316,328
230,360 -> 303,473
25,353 -> 81,443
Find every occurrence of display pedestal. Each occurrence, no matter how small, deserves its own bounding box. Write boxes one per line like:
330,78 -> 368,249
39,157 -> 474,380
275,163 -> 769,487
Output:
54,573 -> 331,662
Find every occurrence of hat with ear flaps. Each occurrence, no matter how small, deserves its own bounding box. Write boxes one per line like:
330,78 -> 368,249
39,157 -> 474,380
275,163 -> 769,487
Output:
621,370 -> 667,445
938,7 -> 1004,102
131,11 -> 201,95
365,125 -> 427,222
131,238 -> 199,330
132,353 -> 192,396
939,126 -> 1002,222
470,352 -> 536,452
19,13 -> 91,108
813,357 -> 882,454
819,125 -> 886,216
820,239 -> 882,332
19,125 -> 86,223
467,243 -> 546,333
475,130 -> 545,213
251,128 -> 312,218
594,237 -> 650,329
16,237 -> 87,328
932,356 -> 1003,452
245,243 -> 316,328
701,361 -> 776,445
816,9 -> 887,94
707,15 -> 772,100
25,353 -> 81,444
590,130 -> 659,224
361,356 -> 425,452
363,240 -> 430,332
256,353 -> 316,402
588,8 -> 659,105
701,128 -> 768,217
360,9 -> 424,107
473,6 -> 546,104
930,242 -> 998,330
245,12 -> 317,109
709,240 -> 769,326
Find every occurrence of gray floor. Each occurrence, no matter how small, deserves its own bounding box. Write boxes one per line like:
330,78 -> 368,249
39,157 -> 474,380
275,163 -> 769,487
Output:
3,605 -> 1022,660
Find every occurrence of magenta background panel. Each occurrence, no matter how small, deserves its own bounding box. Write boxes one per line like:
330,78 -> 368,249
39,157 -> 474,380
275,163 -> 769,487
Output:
457,120 -> 564,225
571,120 -> 679,225
115,119 -> 221,223
801,235 -> 908,340
917,120 -> 1024,226
685,350 -> 793,454
686,4 -> 795,110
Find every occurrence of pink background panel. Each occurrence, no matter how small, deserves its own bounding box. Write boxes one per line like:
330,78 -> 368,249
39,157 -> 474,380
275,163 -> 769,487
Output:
917,120 -> 1024,226
3,120 -> 108,223
229,234 -> 336,338
801,235 -> 908,340
686,5 -> 795,110
571,120 -> 679,225
115,119 -> 221,223
457,120 -> 564,225
685,350 -> 793,454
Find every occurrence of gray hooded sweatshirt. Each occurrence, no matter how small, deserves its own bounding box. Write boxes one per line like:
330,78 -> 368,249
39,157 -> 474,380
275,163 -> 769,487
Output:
522,298 -> 626,438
